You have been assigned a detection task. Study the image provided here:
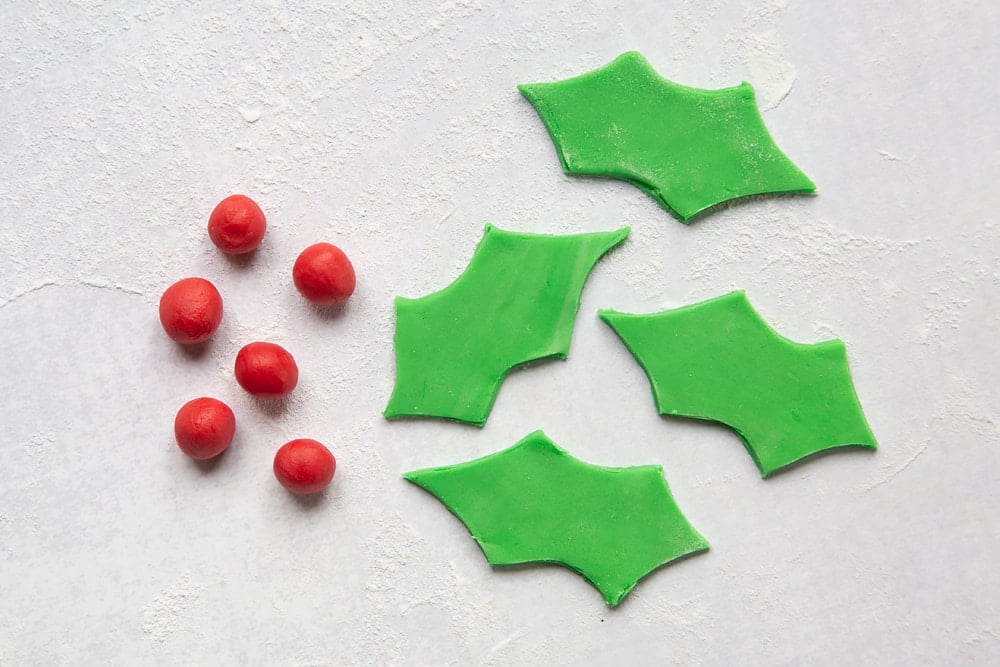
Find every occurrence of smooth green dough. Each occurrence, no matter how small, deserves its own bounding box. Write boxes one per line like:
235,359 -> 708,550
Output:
404,431 -> 709,606
384,224 -> 628,426
519,51 -> 816,221
600,291 -> 877,476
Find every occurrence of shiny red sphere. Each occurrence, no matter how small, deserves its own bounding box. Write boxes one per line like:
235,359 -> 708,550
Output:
234,341 -> 299,399
273,439 -> 336,494
173,397 -> 236,460
292,242 -> 356,306
208,194 -> 267,254
158,277 -> 223,344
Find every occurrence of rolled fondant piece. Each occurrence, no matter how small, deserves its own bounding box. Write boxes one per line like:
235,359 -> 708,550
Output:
404,431 -> 709,606
600,291 -> 877,476
520,52 -> 816,221
385,224 -> 629,426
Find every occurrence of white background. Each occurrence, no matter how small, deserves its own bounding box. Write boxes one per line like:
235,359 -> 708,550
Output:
1,1 -> 998,664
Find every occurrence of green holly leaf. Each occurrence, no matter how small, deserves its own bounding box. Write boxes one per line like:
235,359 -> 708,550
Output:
600,291 -> 877,476
384,224 -> 629,426
519,52 -> 816,221
404,431 -> 709,606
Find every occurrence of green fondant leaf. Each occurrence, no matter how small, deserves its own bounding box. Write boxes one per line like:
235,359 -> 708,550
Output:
385,224 -> 628,426
600,291 -> 877,476
404,431 -> 709,606
519,52 -> 816,221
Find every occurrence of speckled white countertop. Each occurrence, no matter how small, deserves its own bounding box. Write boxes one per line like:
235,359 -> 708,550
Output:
1,1 -> 998,664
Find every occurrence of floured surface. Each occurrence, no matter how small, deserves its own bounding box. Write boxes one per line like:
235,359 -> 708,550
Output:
1,1 -> 998,664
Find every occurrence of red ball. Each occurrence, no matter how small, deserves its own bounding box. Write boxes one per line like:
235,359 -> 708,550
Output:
159,277 -> 224,344
292,242 -> 356,306
234,341 -> 299,399
173,397 -> 236,460
273,439 -> 336,494
208,194 -> 267,254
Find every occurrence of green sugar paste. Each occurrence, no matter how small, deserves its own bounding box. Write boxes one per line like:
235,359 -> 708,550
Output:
385,224 -> 629,426
600,291 -> 877,476
519,52 -> 816,221
404,431 -> 709,606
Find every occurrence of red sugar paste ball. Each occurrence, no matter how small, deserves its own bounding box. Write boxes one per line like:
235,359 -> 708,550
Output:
159,277 -> 223,344
292,242 -> 356,306
234,341 -> 299,399
208,194 -> 267,254
173,397 -> 236,460
273,439 -> 336,494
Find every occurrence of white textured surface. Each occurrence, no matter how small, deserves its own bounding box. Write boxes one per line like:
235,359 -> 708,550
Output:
1,1 -> 998,664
